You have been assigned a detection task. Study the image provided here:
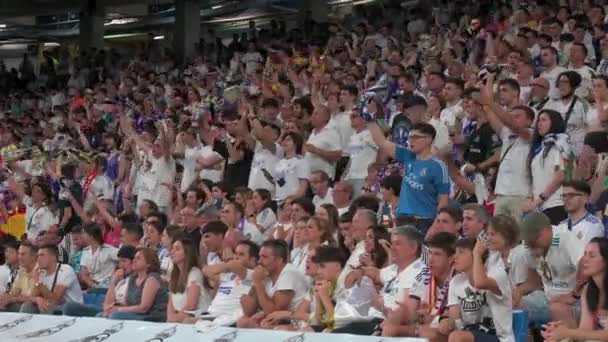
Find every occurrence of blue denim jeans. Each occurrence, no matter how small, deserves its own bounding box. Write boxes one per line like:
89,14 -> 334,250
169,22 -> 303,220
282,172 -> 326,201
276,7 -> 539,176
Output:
63,301 -> 102,317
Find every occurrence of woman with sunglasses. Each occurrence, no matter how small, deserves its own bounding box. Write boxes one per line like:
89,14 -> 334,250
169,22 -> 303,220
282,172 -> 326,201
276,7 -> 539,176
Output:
542,237 -> 608,341
525,109 -> 569,224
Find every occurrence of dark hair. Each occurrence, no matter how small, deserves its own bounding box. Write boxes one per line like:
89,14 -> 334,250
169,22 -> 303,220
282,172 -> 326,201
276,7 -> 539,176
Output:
228,201 -> 245,216
147,212 -> 168,229
254,189 -> 273,211
312,245 -> 346,267
320,203 -> 339,232
455,237 -> 476,251
426,231 -> 457,256
147,220 -> 165,235
237,240 -> 260,261
585,237 -> 608,312
557,71 -> 582,93
261,98 -> 279,109
528,109 -> 566,185
438,206 -> 463,223
292,197 -> 315,216
186,187 -> 207,204
380,174 -> 402,196
293,96 -> 314,116
122,223 -> 144,241
498,78 -> 521,95
445,77 -> 465,92
141,199 -> 159,214
311,170 -> 329,182
39,244 -> 59,257
283,132 -> 304,155
60,163 -> 76,179
463,87 -> 481,99
512,105 -> 535,122
32,182 -> 53,204
571,42 -> 588,56
562,179 -> 591,195
261,239 -> 290,262
369,224 -> 391,268
203,220 -> 229,235
350,195 -> 380,213
411,123 -> 437,140
341,84 -> 358,97
169,236 -> 199,293
83,223 -> 104,245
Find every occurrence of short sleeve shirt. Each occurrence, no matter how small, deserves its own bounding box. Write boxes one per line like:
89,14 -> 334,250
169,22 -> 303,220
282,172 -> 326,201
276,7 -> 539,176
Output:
395,146 -> 450,218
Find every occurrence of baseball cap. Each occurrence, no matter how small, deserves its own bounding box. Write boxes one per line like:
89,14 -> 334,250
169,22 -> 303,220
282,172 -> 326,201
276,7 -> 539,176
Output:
117,245 -> 137,260
520,212 -> 551,243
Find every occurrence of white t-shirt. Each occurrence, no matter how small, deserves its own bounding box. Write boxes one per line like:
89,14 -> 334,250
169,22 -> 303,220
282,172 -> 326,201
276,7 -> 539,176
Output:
256,208 -> 277,238
138,153 -> 176,208
0,264 -> 11,293
494,128 -> 532,197
241,52 -> 263,74
568,65 -> 595,98
114,277 -> 130,305
428,117 -> 451,152
208,270 -> 253,317
242,220 -> 264,245
198,145 -> 223,183
181,144 -> 205,193
485,261 -> 515,342
530,146 -> 565,210
440,100 -> 464,128
23,197 -> 57,241
328,111 -> 355,154
532,228 -> 579,298
369,259 -> 427,318
273,156 -> 310,201
344,129 -> 378,180
80,244 -> 118,288
313,188 -> 334,210
83,174 -> 114,212
409,269 -> 450,318
170,267 -> 211,313
264,263 -> 309,311
40,264 -> 83,304
338,241 -> 366,289
556,213 -> 605,263
544,97 -> 594,153
448,273 -> 490,327
248,142 -> 284,196
541,66 -> 568,100
305,126 -> 342,180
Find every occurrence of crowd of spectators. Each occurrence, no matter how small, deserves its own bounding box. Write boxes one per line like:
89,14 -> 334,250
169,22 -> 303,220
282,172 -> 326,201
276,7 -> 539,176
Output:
1,1 -> 608,341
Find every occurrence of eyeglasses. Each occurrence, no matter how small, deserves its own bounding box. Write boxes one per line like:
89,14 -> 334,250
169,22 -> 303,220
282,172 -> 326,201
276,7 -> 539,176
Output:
561,193 -> 584,200
76,322 -> 124,342
19,318 -> 76,338
145,325 -> 177,342
0,314 -> 32,332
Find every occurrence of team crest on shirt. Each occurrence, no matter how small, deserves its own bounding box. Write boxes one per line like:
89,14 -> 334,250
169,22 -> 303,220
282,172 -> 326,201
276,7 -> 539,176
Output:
420,168 -> 427,176
577,231 -> 583,240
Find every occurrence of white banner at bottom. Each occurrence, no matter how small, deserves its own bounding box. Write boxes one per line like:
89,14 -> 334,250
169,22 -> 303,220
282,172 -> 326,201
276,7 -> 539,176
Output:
0,313 -> 427,342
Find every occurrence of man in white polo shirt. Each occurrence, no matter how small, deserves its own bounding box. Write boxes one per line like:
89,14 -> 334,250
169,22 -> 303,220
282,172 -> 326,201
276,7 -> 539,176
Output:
310,170 -> 334,210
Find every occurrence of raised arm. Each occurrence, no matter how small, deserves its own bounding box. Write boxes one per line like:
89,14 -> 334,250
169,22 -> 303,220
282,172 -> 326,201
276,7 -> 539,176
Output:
367,122 -> 396,159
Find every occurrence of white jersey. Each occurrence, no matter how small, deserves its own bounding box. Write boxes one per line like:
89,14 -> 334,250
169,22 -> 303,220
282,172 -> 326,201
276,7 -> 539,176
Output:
369,259 -> 427,318
532,228 -> 579,298
556,212 -> 605,263
208,270 -> 253,318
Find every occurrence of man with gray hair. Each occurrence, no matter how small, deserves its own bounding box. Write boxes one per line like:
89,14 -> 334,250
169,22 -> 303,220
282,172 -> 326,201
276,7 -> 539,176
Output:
461,203 -> 490,240
334,225 -> 427,335
337,208 -> 376,289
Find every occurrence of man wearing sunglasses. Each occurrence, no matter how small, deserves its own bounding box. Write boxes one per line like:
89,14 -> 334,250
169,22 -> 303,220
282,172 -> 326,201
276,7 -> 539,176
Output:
519,212 -> 581,329
369,111 -> 450,235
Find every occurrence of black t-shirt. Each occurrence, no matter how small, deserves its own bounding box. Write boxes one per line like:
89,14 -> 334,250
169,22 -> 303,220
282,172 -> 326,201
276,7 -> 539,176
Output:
185,227 -> 202,248
463,122 -> 500,166
223,144 -> 253,189
57,181 -> 84,234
